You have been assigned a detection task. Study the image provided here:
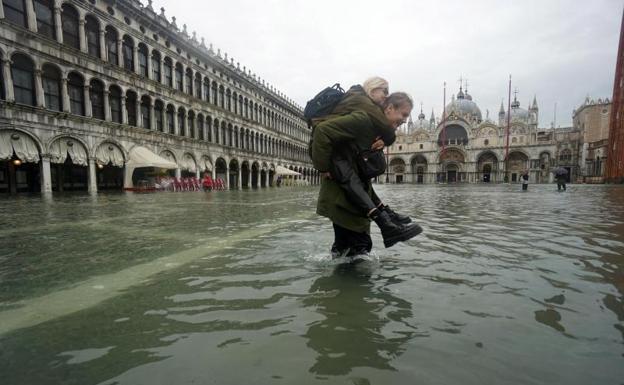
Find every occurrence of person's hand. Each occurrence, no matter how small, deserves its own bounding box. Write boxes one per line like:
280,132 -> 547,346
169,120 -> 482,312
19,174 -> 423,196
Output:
321,172 -> 332,180
371,137 -> 385,151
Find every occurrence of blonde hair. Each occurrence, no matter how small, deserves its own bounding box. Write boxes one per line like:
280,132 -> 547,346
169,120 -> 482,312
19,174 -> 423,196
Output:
362,76 -> 389,98
384,92 -> 413,109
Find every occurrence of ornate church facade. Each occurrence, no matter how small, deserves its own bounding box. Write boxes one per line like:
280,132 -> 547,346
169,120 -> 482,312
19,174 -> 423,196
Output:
385,86 -> 581,184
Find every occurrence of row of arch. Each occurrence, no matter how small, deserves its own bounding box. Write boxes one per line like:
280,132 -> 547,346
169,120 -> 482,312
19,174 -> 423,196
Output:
1,51 -> 310,162
0,128 -> 319,193
1,0 -> 308,141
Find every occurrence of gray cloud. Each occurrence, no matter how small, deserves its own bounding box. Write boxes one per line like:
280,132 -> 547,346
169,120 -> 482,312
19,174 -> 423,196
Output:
155,0 -> 621,127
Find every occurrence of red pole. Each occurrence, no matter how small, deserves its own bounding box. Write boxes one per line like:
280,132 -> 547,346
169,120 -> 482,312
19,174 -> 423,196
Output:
441,81 -> 447,155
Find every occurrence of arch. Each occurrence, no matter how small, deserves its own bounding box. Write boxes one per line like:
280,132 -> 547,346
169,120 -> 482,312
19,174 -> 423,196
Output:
41,63 -> 62,111
181,152 -> 197,173
109,85 -> 122,123
11,53 -> 35,106
438,124 -> 469,146
215,157 -> 227,186
85,14 -> 100,57
34,0 -> 56,40
218,85 -> 225,108
185,67 -> 193,95
67,71 -> 85,115
95,141 -> 125,167
194,72 -> 202,99
241,160 -> 250,188
89,78 -> 105,119
200,155 -> 212,175
251,161 -> 260,188
229,158 -> 239,189
477,150 -> 499,183
48,135 -> 89,166
61,3 -> 80,49
159,149 -> 177,164
187,110 -> 195,138
0,128 -> 42,163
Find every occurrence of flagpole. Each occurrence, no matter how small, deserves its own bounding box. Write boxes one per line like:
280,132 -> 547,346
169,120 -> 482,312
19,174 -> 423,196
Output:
505,74 -> 511,183
441,81 -> 447,182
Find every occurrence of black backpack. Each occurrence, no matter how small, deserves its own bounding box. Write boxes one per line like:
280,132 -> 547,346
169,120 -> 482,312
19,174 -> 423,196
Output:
303,83 -> 345,124
305,84 -> 345,163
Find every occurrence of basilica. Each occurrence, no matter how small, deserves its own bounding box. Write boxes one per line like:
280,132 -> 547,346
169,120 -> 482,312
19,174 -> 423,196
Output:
385,85 -> 581,184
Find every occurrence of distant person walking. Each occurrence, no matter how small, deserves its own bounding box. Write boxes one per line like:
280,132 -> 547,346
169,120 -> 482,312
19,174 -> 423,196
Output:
553,167 -> 568,191
521,170 -> 529,191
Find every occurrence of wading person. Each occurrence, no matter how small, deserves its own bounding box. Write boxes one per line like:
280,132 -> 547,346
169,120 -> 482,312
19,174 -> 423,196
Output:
311,92 -> 422,257
521,170 -> 529,191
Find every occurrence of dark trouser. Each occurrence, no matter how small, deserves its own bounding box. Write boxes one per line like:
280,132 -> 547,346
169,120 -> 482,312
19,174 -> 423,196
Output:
557,181 -> 566,191
522,183 -> 528,191
331,223 -> 372,257
331,156 -> 379,215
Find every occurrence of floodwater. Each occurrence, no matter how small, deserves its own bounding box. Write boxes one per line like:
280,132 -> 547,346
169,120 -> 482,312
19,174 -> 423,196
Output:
0,184 -> 623,385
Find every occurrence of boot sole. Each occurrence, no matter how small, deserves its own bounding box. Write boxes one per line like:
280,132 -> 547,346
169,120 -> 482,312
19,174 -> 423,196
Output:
383,224 -> 423,248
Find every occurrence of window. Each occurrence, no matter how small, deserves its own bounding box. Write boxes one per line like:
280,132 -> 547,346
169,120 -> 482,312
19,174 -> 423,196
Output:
34,0 -> 55,39
175,64 -> 183,91
90,79 -> 105,119
151,51 -> 161,81
166,105 -> 175,134
62,5 -> 80,49
188,112 -> 195,138
484,139 -> 489,146
211,82 -> 218,104
140,96 -> 150,129
126,91 -> 137,126
105,27 -> 118,65
163,58 -> 173,87
197,116 -> 204,140
3,0 -> 27,28
85,16 -> 100,57
122,36 -> 134,71
177,109 -> 185,136
203,79 -> 210,101
138,44 -> 148,77
11,54 -> 35,106
154,101 -> 164,131
109,86 -> 122,123
419,143 -> 424,149
67,73 -> 84,115
194,74 -> 201,99
207,118 -> 212,142
185,68 -> 192,95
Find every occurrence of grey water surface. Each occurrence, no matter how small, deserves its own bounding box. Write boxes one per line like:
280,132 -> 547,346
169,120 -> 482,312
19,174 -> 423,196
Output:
0,184 -> 623,385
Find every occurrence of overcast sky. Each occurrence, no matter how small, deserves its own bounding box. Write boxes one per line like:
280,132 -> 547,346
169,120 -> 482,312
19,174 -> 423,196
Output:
153,0 -> 621,127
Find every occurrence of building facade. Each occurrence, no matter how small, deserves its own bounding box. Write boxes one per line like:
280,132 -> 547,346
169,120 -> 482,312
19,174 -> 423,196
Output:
606,8 -> 624,183
0,0 -> 316,194
385,86 -> 581,184
573,97 -> 611,182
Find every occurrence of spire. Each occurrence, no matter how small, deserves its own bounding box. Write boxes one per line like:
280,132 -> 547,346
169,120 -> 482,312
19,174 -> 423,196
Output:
499,100 -> 505,115
430,109 -> 435,123
532,95 -> 538,110
418,102 -> 425,120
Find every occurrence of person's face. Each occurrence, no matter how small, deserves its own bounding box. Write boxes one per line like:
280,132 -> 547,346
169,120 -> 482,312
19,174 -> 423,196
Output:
369,87 -> 389,106
384,103 -> 412,129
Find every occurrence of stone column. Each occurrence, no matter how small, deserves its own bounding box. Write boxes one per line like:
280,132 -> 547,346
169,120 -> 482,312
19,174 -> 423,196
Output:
248,168 -> 252,188
83,84 -> 92,117
237,168 -> 242,189
0,0 -> 4,19
159,57 -> 165,83
41,156 -> 52,193
175,168 -> 181,179
211,166 -> 216,182
132,45 -> 139,74
103,89 -> 110,121
121,95 -> 128,124
195,168 -> 200,180
54,6 -> 63,44
145,45 -> 151,79
173,108 -> 179,135
225,163 -> 229,190
180,64 -> 186,92
25,0 -> 37,32
149,99 -> 155,130
88,158 -> 97,193
136,98 -> 142,127
116,38 -> 123,67
61,76 -> 70,112
2,59 -> 14,102
99,27 -> 106,60
34,69 -> 45,107
78,18 -> 87,53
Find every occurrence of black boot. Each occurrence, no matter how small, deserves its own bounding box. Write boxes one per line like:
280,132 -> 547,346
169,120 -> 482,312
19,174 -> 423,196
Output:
370,209 -> 422,248
380,204 -> 412,224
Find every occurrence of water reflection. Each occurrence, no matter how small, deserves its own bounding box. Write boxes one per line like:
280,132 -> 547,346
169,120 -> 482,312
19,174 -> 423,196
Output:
303,262 -> 413,376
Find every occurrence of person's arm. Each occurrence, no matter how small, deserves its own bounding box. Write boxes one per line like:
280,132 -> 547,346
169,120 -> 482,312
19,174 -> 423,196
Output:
311,111 -> 369,172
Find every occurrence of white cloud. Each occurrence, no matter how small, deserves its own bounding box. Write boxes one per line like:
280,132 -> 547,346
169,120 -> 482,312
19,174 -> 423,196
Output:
154,0 -> 621,126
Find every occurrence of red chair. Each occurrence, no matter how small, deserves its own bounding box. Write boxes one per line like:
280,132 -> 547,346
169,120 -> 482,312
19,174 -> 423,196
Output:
173,177 -> 182,191
202,176 -> 213,191
192,177 -> 200,191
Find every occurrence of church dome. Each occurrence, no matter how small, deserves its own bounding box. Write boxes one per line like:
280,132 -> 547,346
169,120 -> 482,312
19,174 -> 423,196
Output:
505,97 -> 529,122
446,88 -> 482,121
